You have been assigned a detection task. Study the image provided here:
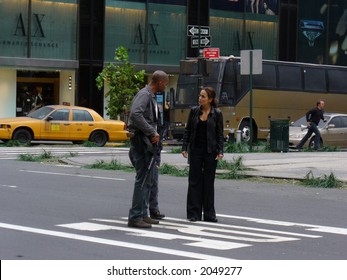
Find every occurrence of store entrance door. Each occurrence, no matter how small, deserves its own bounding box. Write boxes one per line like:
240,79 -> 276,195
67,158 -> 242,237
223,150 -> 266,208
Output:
16,71 -> 60,116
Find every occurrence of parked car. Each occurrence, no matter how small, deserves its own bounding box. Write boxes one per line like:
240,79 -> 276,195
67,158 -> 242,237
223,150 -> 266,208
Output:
289,113 -> 347,148
0,105 -> 129,146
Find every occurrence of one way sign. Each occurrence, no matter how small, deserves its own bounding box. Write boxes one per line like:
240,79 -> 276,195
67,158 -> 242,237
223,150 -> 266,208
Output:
187,25 -> 210,36
191,36 -> 211,48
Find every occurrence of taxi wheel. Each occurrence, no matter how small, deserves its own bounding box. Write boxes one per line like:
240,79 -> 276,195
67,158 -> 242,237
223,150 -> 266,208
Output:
12,128 -> 32,145
89,131 -> 108,147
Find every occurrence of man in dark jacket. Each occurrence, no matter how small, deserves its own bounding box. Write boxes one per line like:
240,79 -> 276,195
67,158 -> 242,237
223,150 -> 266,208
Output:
296,100 -> 325,150
127,70 -> 169,228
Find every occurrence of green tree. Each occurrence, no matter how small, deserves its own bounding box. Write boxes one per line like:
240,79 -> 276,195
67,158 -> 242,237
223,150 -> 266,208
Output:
96,46 -> 145,120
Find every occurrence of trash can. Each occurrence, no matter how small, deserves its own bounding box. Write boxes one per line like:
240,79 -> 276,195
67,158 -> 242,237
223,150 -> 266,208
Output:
270,119 -> 289,152
228,128 -> 235,143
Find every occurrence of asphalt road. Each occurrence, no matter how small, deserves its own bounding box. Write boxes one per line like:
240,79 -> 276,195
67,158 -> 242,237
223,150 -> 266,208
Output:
1,153 -> 347,260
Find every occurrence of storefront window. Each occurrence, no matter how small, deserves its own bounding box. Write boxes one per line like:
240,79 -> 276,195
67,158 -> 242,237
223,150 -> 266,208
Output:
105,0 -> 186,65
0,0 -> 78,60
0,0 -> 29,57
210,1 -> 279,59
210,0 -> 278,15
298,0 -> 347,66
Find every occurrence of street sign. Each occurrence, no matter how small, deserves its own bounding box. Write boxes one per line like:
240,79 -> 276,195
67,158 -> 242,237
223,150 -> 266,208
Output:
190,36 -> 211,48
240,49 -> 263,75
203,48 -> 220,58
187,25 -> 210,36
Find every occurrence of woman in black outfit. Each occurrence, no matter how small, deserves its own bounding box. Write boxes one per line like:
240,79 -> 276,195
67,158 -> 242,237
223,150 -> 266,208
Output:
181,87 -> 224,222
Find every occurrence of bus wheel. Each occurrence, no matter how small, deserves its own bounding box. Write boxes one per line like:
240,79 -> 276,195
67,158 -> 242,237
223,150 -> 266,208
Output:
239,120 -> 253,143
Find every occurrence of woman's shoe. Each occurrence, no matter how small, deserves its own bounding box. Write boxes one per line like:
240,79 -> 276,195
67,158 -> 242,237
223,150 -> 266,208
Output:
188,217 -> 198,222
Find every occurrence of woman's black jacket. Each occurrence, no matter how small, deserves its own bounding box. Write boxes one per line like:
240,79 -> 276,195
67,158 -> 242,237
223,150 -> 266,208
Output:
182,106 -> 224,155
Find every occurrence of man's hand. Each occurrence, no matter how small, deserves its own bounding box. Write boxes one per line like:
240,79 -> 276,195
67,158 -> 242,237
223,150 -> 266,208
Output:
215,154 -> 224,160
151,133 -> 160,144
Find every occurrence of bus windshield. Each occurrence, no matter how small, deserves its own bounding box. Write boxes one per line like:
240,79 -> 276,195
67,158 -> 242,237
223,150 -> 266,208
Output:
175,59 -> 240,107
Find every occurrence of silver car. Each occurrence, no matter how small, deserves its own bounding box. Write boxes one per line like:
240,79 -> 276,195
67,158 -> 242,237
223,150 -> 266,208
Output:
289,113 -> 347,148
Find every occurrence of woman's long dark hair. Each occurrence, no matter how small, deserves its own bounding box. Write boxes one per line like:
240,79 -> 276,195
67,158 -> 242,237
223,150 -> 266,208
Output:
202,86 -> 218,108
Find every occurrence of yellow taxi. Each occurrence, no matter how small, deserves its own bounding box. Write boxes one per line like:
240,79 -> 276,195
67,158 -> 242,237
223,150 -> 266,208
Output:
0,105 -> 129,146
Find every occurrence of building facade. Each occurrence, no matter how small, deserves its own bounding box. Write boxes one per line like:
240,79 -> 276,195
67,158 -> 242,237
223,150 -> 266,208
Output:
0,0 -> 78,117
0,0 -> 345,118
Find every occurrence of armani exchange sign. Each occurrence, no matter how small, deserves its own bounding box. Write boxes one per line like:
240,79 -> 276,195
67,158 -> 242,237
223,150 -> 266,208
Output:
0,12 -> 62,51
14,13 -> 46,38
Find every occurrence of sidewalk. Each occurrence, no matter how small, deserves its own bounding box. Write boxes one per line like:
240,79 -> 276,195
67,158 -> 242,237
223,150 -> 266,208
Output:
63,150 -> 347,183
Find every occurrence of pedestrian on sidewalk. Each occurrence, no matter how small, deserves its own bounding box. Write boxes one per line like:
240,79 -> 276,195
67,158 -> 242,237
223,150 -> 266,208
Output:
296,100 -> 326,150
181,87 -> 224,223
127,70 -> 169,228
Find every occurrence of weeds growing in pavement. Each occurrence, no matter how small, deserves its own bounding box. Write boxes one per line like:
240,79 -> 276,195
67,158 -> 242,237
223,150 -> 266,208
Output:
86,159 -> 133,171
318,145 -> 338,152
86,156 -> 246,179
224,142 -> 249,153
18,150 -> 55,162
2,140 -> 30,147
217,157 -> 244,170
301,145 -> 339,152
82,141 -> 98,147
18,150 -> 77,162
86,158 -> 190,176
217,156 -> 246,179
169,147 -> 182,154
18,154 -> 35,161
69,151 -> 78,157
159,163 -> 189,177
224,141 -> 271,153
302,171 -> 343,188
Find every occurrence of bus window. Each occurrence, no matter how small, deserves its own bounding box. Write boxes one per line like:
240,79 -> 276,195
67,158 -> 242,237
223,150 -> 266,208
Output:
220,61 -> 236,105
175,72 -> 198,106
220,91 -> 228,104
278,65 -> 302,91
328,69 -> 347,93
203,62 -> 221,83
176,85 -> 198,105
203,61 -> 224,92
303,68 -> 327,92
254,64 -> 277,89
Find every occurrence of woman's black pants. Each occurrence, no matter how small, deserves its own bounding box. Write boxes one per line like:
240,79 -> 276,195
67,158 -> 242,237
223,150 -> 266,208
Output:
187,149 -> 217,220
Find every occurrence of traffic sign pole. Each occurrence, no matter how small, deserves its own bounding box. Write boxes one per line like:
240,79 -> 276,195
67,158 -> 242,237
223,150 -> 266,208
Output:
249,51 -> 253,151
240,49 -> 262,149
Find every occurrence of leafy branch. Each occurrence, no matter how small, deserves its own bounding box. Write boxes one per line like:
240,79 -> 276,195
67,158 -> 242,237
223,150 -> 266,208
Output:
96,46 -> 145,120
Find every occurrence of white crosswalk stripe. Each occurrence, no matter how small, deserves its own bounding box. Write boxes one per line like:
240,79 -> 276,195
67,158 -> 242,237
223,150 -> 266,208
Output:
56,215 -> 333,255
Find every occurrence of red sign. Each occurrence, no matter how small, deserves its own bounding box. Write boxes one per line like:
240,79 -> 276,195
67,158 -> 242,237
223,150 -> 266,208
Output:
203,48 -> 220,58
